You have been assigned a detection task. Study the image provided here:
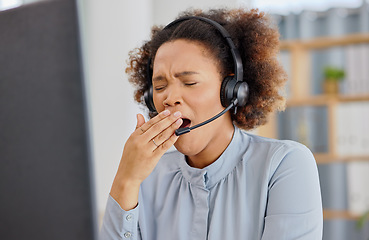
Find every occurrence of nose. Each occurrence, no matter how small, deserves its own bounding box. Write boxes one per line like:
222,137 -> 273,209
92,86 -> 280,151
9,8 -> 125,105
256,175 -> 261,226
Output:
163,84 -> 182,108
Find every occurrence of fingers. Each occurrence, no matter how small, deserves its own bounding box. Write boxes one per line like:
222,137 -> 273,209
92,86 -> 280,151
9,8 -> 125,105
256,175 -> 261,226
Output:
145,113 -> 182,151
139,110 -> 171,132
134,110 -> 169,135
139,110 -> 182,140
152,132 -> 179,158
135,114 -> 145,130
133,110 -> 183,153
151,118 -> 182,147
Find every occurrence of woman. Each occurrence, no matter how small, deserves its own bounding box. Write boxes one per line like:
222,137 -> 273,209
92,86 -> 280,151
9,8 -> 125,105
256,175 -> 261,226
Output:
100,8 -> 323,240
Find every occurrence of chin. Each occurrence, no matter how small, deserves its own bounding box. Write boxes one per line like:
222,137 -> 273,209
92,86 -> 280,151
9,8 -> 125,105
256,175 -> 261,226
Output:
174,133 -> 201,156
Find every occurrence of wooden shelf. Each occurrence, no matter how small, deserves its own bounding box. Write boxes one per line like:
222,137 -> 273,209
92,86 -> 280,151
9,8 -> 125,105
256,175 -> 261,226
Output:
287,94 -> 369,107
280,33 -> 369,50
323,209 -> 360,220
314,153 -> 369,164
337,94 -> 369,102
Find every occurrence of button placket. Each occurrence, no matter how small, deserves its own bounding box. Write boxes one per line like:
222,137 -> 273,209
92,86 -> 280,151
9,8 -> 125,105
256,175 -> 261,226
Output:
123,213 -> 134,238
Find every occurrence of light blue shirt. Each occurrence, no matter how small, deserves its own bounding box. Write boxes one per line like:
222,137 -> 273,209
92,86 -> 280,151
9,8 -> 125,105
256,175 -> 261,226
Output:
100,126 -> 323,239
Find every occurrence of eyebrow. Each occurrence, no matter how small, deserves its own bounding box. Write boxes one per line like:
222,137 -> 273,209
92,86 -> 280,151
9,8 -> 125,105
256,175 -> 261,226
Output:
152,71 -> 200,82
174,71 -> 199,78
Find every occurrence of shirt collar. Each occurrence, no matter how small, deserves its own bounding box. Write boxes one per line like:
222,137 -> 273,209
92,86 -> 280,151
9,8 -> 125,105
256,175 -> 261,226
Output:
179,125 -> 248,189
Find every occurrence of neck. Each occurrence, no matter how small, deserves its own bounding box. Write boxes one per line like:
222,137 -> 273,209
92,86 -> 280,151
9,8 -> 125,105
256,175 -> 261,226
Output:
186,124 -> 235,169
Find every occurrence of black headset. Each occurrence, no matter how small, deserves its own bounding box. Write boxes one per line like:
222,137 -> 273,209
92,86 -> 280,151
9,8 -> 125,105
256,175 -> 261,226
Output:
144,16 -> 249,113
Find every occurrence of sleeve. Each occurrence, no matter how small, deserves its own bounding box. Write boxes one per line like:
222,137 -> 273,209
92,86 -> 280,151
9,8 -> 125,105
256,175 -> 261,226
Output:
261,145 -> 323,240
99,195 -> 141,240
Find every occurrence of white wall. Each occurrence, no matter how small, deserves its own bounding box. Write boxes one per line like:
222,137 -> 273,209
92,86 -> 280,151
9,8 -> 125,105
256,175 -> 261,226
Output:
152,0 -> 246,25
79,0 -> 152,218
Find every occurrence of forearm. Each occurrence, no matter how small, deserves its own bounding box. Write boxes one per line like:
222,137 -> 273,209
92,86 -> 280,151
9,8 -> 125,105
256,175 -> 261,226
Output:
110,177 -> 140,211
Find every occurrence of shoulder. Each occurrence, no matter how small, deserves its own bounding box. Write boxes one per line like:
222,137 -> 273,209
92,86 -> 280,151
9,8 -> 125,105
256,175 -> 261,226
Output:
250,132 -> 312,154
239,129 -> 316,174
240,128 -> 312,156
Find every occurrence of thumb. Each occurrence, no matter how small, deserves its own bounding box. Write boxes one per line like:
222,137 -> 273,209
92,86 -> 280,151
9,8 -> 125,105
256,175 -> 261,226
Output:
135,114 -> 146,129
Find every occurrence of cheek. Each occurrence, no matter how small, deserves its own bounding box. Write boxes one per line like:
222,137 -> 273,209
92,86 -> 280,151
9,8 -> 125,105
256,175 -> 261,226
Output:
190,84 -> 223,112
201,82 -> 222,104
196,90 -> 219,106
152,93 -> 163,112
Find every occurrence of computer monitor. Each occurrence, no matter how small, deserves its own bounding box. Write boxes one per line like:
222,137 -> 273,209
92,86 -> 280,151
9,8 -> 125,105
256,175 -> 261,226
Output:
0,0 -> 98,239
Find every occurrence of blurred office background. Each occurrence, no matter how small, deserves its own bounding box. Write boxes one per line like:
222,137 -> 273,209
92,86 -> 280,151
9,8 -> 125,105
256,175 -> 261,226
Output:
1,0 -> 368,239
271,1 -> 369,239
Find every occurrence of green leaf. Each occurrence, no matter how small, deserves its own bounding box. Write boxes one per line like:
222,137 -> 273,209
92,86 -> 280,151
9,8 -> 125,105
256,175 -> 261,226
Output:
323,66 -> 345,81
356,210 -> 369,230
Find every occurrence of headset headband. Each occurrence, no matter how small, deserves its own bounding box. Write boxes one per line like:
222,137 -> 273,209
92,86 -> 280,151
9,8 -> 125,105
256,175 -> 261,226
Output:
147,16 -> 243,85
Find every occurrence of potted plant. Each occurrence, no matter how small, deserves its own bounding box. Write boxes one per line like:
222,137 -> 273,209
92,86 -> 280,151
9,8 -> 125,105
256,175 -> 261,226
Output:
356,210 -> 369,239
322,66 -> 345,95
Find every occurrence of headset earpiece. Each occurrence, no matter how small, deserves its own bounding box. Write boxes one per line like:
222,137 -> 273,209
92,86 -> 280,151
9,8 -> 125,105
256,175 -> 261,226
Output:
220,76 -> 249,108
144,85 -> 156,113
144,57 -> 157,113
220,76 -> 233,107
234,81 -> 249,107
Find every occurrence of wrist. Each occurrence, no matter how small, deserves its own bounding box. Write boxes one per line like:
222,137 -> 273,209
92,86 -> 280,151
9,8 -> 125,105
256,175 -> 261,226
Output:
110,177 -> 141,211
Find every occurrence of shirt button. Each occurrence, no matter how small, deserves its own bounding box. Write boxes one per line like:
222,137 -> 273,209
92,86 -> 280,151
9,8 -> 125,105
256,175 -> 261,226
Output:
124,231 -> 132,238
126,214 -> 133,221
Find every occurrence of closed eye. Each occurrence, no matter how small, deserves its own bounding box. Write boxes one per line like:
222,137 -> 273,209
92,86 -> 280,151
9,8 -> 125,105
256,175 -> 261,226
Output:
184,82 -> 197,86
154,85 -> 166,91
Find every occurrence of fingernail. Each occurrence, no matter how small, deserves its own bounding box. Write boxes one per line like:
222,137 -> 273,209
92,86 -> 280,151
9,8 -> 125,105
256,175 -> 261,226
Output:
163,110 -> 170,116
176,118 -> 182,126
173,111 -> 181,117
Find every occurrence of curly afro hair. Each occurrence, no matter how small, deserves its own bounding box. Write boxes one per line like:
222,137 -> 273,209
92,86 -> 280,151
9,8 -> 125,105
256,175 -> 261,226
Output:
126,8 -> 287,131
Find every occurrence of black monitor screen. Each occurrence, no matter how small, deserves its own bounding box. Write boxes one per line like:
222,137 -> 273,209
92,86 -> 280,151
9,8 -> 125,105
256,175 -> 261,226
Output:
0,0 -> 97,239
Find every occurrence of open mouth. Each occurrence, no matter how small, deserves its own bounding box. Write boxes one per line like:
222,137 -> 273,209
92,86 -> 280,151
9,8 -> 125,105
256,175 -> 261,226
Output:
180,118 -> 191,128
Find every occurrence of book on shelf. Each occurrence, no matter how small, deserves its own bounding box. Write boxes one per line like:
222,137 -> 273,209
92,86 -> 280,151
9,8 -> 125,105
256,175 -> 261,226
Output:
346,161 -> 369,215
343,44 -> 369,95
336,101 -> 369,215
335,101 -> 369,156
358,44 -> 369,94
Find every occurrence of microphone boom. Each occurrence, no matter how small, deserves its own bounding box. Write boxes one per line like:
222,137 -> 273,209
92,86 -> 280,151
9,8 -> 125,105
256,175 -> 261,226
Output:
175,99 -> 238,136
